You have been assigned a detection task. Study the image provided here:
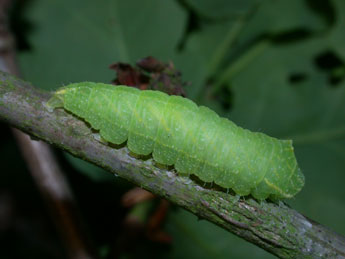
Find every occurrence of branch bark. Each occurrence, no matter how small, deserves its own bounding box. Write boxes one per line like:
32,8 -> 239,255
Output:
0,72 -> 344,258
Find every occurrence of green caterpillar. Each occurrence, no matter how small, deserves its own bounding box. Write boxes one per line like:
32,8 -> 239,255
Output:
48,82 -> 305,200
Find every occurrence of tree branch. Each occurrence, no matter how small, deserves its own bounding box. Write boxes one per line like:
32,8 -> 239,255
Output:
0,72 -> 344,258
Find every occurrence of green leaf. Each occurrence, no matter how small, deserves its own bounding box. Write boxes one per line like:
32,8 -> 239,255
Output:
19,0 -> 187,90
184,0 -> 262,19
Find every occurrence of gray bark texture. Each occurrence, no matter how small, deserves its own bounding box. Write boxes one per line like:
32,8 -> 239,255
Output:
0,72 -> 344,258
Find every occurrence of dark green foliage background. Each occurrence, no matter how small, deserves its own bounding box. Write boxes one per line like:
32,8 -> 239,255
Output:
3,0 -> 344,258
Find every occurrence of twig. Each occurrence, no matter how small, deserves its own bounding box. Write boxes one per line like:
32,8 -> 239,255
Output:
0,72 -> 345,258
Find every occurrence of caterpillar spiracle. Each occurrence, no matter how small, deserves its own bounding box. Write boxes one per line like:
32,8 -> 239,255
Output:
47,82 -> 305,200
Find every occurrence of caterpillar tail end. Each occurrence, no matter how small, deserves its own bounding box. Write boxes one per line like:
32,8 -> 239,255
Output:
45,89 -> 66,112
269,167 -> 305,201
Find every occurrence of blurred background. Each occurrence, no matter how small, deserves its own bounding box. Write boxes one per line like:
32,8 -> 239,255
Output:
1,0 -> 344,258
